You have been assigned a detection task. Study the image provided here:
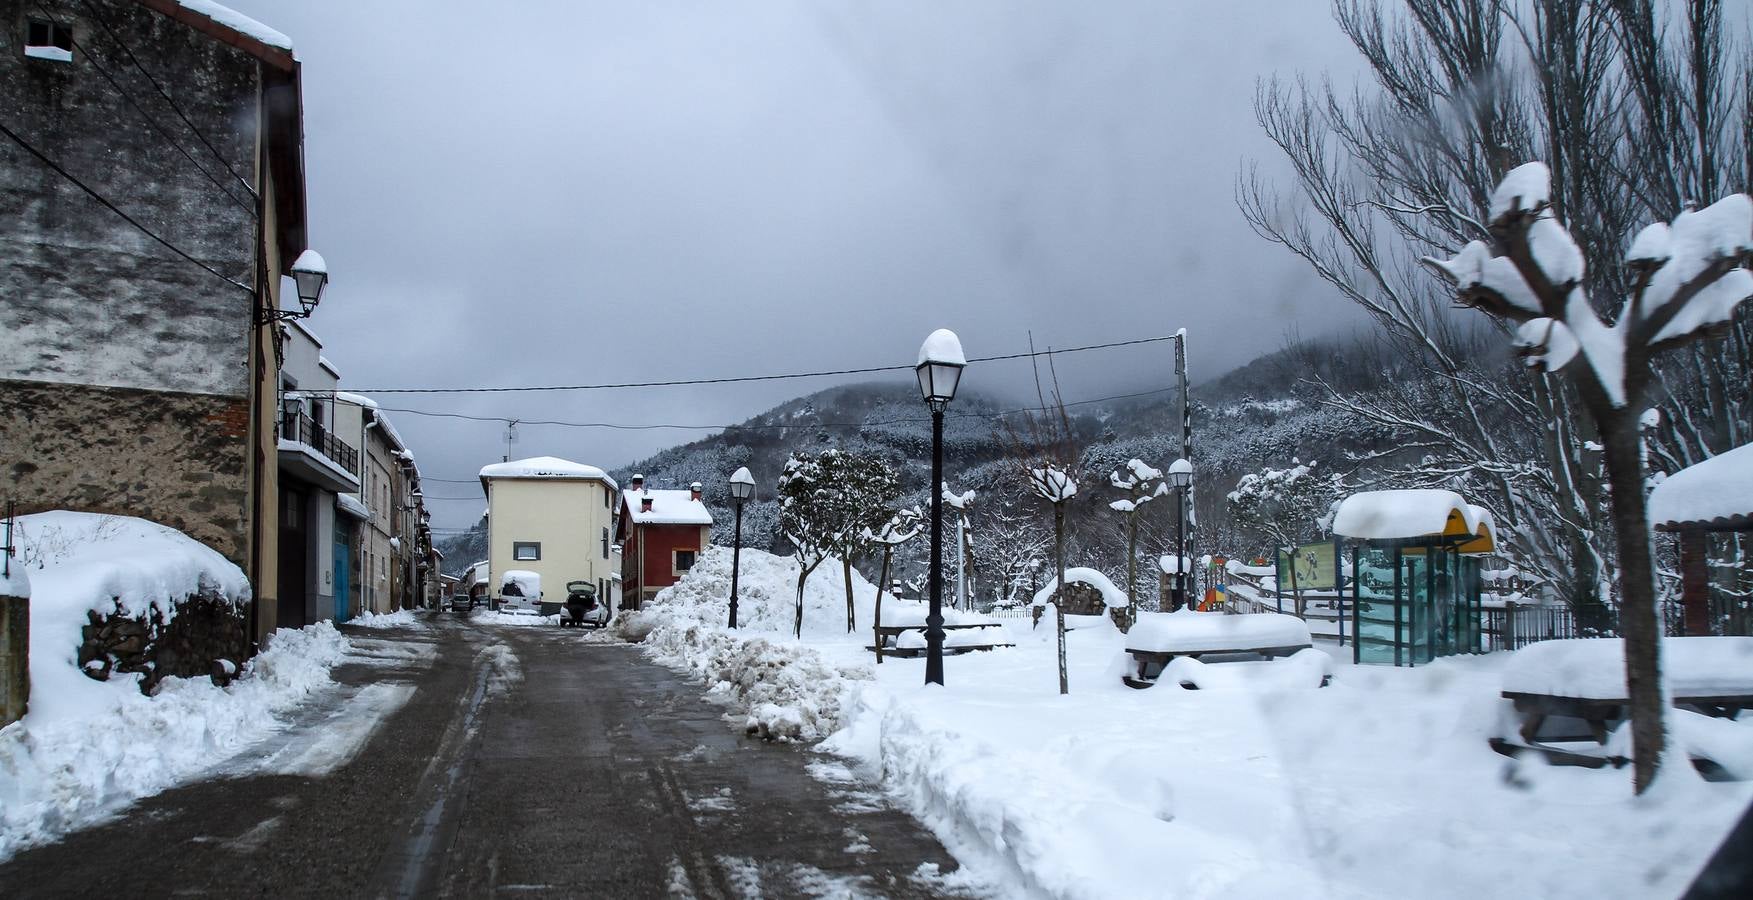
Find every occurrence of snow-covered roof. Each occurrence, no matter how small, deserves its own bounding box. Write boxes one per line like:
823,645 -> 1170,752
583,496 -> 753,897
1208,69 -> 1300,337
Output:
1032,567 -> 1128,608
335,391 -> 378,410
479,456 -> 616,488
336,493 -> 370,521
317,355 -> 340,377
623,489 -> 714,526
1649,442 -> 1753,531
174,1 -> 292,51
1331,490 -> 1495,551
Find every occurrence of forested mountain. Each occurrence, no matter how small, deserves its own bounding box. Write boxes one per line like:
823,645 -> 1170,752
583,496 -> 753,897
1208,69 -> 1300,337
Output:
442,332 -> 1451,602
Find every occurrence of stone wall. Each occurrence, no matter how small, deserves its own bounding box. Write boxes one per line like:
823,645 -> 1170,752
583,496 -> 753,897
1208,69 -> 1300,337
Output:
0,379 -> 251,567
78,591 -> 249,692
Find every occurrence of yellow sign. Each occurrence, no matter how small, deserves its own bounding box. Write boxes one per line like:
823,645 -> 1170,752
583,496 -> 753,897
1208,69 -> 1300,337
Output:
1277,541 -> 1339,591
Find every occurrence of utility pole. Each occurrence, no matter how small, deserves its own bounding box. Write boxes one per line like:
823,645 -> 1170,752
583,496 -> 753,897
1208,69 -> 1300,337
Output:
1173,330 -> 1194,603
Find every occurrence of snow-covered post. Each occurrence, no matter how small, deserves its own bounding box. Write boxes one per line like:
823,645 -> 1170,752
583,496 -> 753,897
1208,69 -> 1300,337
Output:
865,507 -> 923,664
942,484 -> 975,611
2,504 -> 27,726
1027,464 -> 1078,694
1110,459 -> 1165,629
1424,162 -> 1753,794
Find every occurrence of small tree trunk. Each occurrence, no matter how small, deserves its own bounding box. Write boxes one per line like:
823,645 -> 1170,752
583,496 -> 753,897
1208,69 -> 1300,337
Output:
1124,513 -> 1139,631
795,569 -> 808,639
1288,545 -> 1304,618
843,556 -> 857,633
1600,414 -> 1666,794
875,547 -> 892,664
1054,503 -> 1068,695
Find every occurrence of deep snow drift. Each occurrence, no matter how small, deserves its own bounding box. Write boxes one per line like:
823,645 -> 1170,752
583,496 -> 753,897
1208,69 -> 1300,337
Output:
624,545 -> 1753,899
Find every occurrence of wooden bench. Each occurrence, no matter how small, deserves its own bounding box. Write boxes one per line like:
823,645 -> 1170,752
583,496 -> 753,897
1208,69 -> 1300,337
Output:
1489,690 -> 1751,769
870,623 -> 1013,659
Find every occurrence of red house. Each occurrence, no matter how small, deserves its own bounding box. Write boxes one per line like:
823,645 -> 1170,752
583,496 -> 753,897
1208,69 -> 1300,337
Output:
617,475 -> 714,608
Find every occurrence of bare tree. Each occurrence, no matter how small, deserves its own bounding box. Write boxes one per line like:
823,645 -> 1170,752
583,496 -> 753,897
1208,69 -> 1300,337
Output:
1108,459 -> 1166,630
1425,161 -> 1752,793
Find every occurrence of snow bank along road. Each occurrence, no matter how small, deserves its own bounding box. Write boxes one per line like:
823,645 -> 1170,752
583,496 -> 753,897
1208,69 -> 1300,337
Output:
0,614 -> 980,898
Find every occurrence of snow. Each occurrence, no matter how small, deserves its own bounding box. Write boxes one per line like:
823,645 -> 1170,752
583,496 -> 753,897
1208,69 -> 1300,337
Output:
941,484 -> 975,510
606,536 -> 1750,900
1501,637 -> 1753,699
1158,554 -> 1192,575
1125,610 -> 1311,654
1032,567 -> 1128,608
347,608 -> 418,629
500,569 -> 540,598
291,248 -> 326,275
479,455 -> 615,488
1027,465 -> 1077,502
0,560 -> 25,601
1426,240 -> 1545,315
1489,161 -> 1551,220
623,488 -> 714,526
1627,222 -> 1672,263
23,46 -> 72,62
335,493 -> 370,521
8,513 -> 249,724
0,620 -> 349,860
334,390 -> 378,410
1649,441 -> 1753,528
1331,489 -> 1489,541
916,328 -> 966,366
174,1 -> 293,51
1514,317 -> 1580,370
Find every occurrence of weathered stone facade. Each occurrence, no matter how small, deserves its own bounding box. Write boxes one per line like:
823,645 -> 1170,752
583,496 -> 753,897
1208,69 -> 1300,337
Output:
0,379 -> 251,565
78,591 -> 248,693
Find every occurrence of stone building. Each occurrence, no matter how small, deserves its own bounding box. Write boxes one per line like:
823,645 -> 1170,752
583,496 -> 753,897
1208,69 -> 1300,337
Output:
0,0 -> 314,644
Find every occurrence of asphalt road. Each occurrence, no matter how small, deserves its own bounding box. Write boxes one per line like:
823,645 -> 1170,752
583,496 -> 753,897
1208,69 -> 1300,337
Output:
0,614 -> 982,899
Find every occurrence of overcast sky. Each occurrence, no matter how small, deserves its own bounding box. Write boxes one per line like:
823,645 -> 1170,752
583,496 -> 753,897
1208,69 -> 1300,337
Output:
228,1 -> 1363,530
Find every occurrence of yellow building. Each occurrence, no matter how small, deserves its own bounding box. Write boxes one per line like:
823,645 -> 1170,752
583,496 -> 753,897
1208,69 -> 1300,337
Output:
479,457 -> 620,611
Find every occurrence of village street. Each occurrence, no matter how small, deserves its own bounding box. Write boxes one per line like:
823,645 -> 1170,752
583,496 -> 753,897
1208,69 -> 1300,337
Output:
0,617 -> 979,899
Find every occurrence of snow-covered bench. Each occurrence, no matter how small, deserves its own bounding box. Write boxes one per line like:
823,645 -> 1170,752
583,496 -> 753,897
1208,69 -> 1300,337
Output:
1491,637 -> 1753,769
1122,610 -> 1315,689
876,624 -> 1014,658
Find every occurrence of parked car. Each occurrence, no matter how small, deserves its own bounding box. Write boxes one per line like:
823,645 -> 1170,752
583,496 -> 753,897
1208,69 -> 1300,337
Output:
448,593 -> 474,613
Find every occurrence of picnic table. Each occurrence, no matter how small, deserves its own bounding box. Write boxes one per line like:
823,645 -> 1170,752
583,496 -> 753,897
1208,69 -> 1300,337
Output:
1489,637 -> 1753,769
1122,610 -> 1315,689
870,623 -> 1014,658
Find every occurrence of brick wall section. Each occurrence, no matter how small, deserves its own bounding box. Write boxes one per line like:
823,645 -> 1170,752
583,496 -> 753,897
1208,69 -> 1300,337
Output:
0,378 -> 251,566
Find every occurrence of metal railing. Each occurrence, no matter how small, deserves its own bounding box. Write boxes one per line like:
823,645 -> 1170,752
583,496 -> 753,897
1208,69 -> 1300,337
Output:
281,410 -> 360,476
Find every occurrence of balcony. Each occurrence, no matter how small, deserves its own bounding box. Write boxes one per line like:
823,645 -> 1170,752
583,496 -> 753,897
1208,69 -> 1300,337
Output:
278,410 -> 361,494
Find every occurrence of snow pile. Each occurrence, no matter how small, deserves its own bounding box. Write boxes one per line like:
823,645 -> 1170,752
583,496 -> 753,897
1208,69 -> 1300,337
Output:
347,608 -> 419,629
1502,637 -> 1753,699
11,512 -> 250,717
0,621 -> 350,860
1126,610 -> 1311,654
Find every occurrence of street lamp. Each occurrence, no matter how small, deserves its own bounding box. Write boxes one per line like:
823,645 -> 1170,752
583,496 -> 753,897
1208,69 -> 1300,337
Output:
727,466 -> 755,628
290,249 -> 328,317
916,328 -> 965,686
1168,457 -> 1193,610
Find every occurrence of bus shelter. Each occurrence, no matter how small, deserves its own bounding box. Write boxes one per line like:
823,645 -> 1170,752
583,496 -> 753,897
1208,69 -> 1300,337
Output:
1332,490 -> 1494,666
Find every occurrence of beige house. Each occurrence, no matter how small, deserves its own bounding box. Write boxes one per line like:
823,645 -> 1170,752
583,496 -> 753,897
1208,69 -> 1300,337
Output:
480,457 -> 620,610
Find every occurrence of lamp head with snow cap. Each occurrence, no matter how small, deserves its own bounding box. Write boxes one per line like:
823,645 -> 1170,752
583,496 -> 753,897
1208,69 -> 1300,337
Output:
915,328 -> 965,413
729,467 -> 756,504
1168,458 -> 1193,489
290,249 -> 328,317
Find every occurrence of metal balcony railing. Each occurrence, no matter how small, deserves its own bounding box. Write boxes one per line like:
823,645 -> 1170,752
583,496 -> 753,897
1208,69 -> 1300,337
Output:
282,411 -> 360,477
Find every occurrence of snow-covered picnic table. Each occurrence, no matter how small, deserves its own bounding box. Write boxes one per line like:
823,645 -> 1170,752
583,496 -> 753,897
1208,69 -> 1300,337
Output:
1492,637 -> 1753,768
1122,610 -> 1314,688
871,605 -> 1012,658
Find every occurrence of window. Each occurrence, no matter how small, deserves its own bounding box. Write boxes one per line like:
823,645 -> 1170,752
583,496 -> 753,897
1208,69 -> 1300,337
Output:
601,527 -> 609,560
674,550 -> 696,573
25,20 -> 73,62
513,541 -> 541,561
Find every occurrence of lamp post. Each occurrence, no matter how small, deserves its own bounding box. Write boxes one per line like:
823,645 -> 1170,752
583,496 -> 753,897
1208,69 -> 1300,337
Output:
1168,457 -> 1193,610
727,467 -> 755,628
916,329 -> 965,686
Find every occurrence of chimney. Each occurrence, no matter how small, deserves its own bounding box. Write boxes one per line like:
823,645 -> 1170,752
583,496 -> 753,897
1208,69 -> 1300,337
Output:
630,473 -> 645,490
641,496 -> 654,512
689,481 -> 702,501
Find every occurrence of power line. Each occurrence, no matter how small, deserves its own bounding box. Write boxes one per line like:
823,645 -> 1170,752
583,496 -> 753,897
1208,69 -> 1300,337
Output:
74,0 -> 258,200
31,3 -> 253,212
338,335 -> 1178,395
0,117 -> 252,293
